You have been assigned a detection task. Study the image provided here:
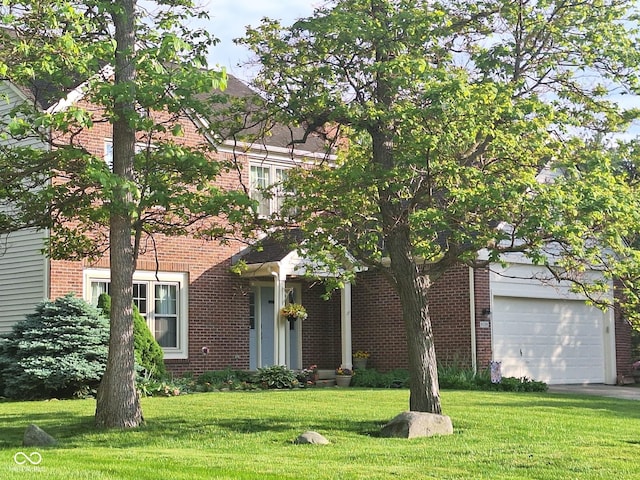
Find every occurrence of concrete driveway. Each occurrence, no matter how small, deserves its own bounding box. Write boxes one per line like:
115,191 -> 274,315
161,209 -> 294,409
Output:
547,384 -> 640,400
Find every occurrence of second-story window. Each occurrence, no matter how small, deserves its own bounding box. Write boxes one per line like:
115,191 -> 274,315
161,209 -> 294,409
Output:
250,163 -> 290,216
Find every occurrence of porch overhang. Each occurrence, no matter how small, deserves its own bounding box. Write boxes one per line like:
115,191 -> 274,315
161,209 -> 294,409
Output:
233,232 -> 364,370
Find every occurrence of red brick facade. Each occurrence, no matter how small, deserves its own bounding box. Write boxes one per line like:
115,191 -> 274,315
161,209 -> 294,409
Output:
40,93 -> 634,382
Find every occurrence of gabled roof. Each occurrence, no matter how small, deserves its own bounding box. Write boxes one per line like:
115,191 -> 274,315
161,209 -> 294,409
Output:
238,229 -> 304,265
214,75 -> 329,154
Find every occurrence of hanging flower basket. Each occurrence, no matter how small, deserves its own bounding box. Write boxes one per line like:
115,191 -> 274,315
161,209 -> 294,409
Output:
280,303 -> 308,322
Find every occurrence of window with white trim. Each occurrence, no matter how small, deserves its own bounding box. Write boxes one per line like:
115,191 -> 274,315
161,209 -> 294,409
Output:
249,163 -> 292,216
104,139 -> 150,171
84,269 -> 189,359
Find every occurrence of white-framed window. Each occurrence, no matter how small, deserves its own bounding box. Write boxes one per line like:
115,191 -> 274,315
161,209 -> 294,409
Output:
84,268 -> 189,359
103,139 -> 150,171
249,162 -> 291,216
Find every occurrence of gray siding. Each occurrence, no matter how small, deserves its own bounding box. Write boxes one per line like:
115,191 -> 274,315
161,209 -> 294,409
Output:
0,229 -> 48,333
0,81 -> 50,333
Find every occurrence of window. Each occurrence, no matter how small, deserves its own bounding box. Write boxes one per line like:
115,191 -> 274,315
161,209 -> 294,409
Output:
84,269 -> 189,359
249,163 -> 291,216
103,139 -> 149,172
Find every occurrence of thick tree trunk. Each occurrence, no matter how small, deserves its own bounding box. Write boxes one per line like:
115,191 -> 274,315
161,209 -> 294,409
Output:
372,124 -> 442,414
95,0 -> 142,429
385,223 -> 442,414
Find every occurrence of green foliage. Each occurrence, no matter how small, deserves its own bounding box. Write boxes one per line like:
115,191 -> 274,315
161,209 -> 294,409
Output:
136,374 -> 182,398
97,293 -> 166,379
254,365 -> 300,389
190,369 -> 257,392
237,0 -> 640,412
132,306 -> 166,379
0,294 -> 109,399
350,368 -> 409,388
438,364 -> 547,392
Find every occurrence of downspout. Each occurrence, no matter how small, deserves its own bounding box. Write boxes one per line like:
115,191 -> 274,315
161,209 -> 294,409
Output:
469,267 -> 477,373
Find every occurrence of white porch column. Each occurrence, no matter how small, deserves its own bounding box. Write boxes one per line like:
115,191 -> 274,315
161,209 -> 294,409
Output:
341,282 -> 353,369
271,268 -> 288,366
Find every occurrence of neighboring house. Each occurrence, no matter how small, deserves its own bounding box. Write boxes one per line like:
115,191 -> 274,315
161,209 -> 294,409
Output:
0,74 -> 633,385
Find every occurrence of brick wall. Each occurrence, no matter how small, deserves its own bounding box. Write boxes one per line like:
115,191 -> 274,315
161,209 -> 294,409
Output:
48,98 -> 255,377
351,265 -> 478,373
473,268 -> 493,369
614,281 -> 634,378
300,282 -> 341,370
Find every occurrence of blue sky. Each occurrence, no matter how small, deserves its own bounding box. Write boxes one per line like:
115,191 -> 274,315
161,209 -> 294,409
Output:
203,1 -> 319,79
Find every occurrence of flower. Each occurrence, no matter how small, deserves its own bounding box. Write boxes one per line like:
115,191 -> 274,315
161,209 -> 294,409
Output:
335,367 -> 353,376
299,364 -> 319,385
353,350 -> 370,359
633,360 -> 640,370
280,303 -> 308,321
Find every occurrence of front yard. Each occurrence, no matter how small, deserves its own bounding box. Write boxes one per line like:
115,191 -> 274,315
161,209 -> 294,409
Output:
1,388 -> 639,479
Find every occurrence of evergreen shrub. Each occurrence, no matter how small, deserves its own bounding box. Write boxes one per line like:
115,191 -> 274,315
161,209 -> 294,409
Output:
97,293 -> 166,379
0,294 -> 109,399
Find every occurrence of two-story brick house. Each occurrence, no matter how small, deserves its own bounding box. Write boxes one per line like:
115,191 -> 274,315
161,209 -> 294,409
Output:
0,73 -> 632,385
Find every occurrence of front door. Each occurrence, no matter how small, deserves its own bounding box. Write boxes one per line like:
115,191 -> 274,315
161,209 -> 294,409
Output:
249,285 -> 301,370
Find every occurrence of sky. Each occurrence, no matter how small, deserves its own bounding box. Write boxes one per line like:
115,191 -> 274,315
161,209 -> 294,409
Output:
202,1 -> 319,80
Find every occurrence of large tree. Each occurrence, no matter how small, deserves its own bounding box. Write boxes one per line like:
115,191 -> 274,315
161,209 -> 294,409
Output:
0,0 -> 250,427
238,0 -> 640,413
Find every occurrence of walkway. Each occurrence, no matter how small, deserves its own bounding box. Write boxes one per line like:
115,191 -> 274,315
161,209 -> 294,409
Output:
547,384 -> 640,400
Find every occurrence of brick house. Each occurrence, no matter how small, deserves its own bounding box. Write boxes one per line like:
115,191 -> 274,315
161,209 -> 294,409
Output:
0,74 -> 633,385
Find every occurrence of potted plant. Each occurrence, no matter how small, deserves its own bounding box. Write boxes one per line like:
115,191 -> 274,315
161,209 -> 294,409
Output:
352,350 -> 370,369
335,367 -> 353,387
279,303 -> 308,322
299,364 -> 319,384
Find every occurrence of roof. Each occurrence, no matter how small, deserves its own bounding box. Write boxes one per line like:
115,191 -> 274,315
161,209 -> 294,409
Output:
214,75 -> 329,154
239,229 -> 304,265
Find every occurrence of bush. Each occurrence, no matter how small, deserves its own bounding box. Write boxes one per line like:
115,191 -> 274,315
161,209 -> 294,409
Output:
98,293 -> 166,379
350,368 -> 409,388
438,364 -> 547,392
0,294 -> 109,399
254,365 -> 299,389
194,368 -> 255,391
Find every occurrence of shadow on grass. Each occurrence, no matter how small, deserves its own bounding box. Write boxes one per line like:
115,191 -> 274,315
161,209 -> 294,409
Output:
447,390 -> 640,420
0,410 -> 95,449
213,417 -> 385,437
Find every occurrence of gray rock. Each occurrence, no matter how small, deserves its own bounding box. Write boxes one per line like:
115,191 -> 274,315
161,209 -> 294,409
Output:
23,424 -> 58,447
380,411 -> 453,439
294,430 -> 330,445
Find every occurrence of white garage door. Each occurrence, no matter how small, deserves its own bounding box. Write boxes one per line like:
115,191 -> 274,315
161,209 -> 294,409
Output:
493,296 -> 605,384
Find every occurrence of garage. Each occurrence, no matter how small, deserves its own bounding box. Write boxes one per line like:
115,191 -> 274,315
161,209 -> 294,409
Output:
492,296 -> 605,384
490,263 -> 616,385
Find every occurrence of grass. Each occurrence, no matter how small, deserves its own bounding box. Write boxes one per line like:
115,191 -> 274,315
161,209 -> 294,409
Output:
1,388 -> 639,479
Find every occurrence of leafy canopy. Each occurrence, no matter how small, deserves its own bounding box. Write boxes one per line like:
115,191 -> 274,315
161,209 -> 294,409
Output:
240,0 -> 640,289
0,0 -> 254,260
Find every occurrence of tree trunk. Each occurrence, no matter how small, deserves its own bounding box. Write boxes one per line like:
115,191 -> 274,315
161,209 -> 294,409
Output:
95,0 -> 142,429
385,222 -> 442,414
372,125 -> 442,414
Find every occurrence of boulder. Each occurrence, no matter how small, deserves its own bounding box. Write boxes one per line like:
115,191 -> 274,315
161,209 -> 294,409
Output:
23,424 -> 58,447
294,431 -> 330,445
380,411 -> 453,439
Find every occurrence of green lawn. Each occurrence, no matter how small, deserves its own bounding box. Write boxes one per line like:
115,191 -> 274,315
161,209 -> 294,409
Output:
1,388 -> 639,479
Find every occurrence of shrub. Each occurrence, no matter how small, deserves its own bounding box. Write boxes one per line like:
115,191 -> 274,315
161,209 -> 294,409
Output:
438,364 -> 548,392
97,293 -> 166,379
194,368 -> 255,391
350,368 -> 409,388
254,365 -> 299,389
0,294 -> 109,399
